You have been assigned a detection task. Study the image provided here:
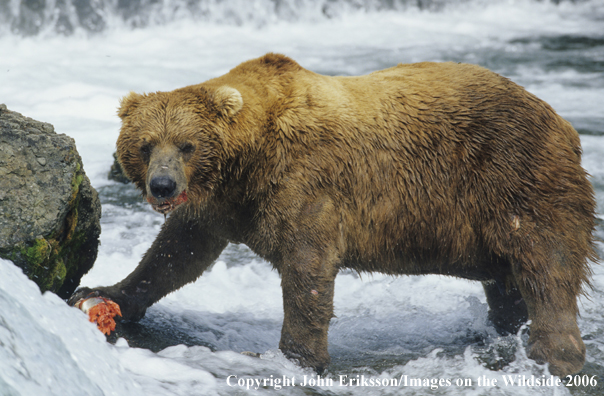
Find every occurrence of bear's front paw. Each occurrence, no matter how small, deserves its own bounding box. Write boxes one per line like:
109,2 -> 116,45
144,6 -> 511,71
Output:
279,336 -> 330,374
281,349 -> 330,374
68,287 -> 101,306
68,287 -> 147,323
69,287 -> 121,309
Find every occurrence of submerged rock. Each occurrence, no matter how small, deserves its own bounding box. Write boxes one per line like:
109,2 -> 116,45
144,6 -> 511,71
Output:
0,104 -> 101,299
108,151 -> 130,184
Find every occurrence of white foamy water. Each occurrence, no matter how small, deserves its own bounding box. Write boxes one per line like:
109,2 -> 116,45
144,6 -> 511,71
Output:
1,1 -> 603,395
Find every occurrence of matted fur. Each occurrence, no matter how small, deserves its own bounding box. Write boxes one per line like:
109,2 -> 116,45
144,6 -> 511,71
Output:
73,53 -> 597,377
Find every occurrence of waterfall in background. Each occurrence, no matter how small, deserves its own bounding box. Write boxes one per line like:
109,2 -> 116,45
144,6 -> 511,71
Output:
0,0 -> 595,36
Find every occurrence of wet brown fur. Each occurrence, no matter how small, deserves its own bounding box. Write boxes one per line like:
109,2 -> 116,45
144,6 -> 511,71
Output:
76,53 -> 597,376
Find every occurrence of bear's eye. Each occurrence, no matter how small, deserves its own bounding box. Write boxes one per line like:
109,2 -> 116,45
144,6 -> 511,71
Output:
139,143 -> 152,157
179,142 -> 195,155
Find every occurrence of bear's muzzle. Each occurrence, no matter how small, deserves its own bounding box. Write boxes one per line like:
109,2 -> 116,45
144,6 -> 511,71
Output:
147,190 -> 188,214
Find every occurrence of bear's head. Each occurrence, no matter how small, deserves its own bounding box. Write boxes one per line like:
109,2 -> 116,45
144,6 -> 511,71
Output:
116,85 -> 243,214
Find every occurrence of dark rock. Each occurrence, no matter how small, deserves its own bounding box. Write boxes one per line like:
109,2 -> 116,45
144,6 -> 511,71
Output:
0,104 -> 101,299
108,151 -> 131,184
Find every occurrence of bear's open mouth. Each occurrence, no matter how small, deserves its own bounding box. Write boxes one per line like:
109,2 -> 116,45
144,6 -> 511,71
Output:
147,190 -> 188,214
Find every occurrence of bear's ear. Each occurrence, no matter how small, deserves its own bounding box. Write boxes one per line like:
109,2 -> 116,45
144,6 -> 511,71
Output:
118,91 -> 144,119
213,86 -> 243,118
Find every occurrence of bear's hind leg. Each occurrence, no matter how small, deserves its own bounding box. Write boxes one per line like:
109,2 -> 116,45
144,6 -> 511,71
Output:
510,246 -> 587,377
482,279 -> 528,335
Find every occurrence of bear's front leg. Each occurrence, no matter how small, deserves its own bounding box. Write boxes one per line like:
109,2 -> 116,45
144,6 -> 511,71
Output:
279,248 -> 339,373
69,208 -> 227,321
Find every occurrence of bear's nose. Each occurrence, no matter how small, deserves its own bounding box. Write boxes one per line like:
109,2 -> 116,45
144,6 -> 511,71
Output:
150,176 -> 177,199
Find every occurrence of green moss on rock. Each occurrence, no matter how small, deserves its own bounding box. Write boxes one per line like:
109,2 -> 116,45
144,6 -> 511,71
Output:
0,105 -> 101,299
0,147 -> 97,295
20,238 -> 51,268
12,232 -> 74,293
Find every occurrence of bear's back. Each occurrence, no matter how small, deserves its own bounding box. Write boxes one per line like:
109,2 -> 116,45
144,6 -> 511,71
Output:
252,58 -> 589,271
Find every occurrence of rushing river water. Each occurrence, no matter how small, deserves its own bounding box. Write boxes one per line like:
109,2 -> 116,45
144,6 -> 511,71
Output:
1,1 -> 603,395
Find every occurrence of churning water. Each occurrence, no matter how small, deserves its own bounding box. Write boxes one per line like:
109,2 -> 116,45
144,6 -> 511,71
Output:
1,0 -> 603,395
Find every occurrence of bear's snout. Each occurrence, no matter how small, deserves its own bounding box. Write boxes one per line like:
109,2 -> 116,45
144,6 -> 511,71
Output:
144,145 -> 189,214
150,176 -> 177,199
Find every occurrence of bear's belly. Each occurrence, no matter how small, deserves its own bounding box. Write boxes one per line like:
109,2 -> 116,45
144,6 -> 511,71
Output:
339,254 -> 502,281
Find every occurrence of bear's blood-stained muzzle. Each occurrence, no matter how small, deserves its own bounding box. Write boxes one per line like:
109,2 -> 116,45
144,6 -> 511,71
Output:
145,145 -> 189,214
147,190 -> 188,214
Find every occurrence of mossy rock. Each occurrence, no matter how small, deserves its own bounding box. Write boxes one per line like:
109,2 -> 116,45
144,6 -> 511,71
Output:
0,104 -> 101,299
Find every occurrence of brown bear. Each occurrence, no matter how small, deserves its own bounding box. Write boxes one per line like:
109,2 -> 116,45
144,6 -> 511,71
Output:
70,53 -> 597,377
